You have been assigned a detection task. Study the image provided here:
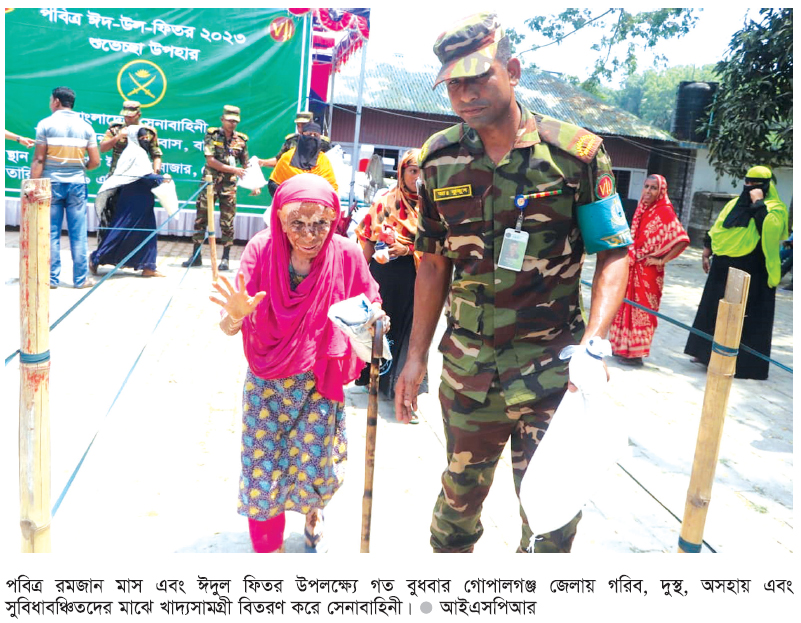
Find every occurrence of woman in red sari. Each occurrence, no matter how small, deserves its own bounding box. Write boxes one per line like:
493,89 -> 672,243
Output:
610,174 -> 689,365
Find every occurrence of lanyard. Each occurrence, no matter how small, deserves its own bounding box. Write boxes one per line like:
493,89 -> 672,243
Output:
512,189 -> 564,231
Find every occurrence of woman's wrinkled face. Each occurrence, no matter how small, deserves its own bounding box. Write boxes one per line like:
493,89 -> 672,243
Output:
402,163 -> 420,194
642,178 -> 660,205
279,201 -> 337,261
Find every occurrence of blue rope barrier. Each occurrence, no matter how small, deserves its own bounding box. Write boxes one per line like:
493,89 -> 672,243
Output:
5,182 -> 209,367
95,226 -> 198,234
580,279 -> 792,374
51,233 -> 207,519
19,351 -> 51,364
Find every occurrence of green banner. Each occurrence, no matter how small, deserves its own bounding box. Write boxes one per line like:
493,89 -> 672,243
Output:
4,7 -> 307,213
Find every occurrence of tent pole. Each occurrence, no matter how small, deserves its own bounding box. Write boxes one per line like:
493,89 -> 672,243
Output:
296,13 -> 308,114
305,18 -> 314,112
348,41 -> 368,209
327,53 -> 337,138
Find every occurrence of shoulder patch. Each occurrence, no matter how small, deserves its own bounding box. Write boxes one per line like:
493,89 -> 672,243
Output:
236,131 -> 248,141
419,123 -> 464,166
595,173 -> 615,199
206,127 -> 219,134
535,113 -> 603,164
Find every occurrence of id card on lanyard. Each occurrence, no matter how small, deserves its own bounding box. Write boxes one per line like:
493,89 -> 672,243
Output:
498,190 -> 565,272
498,194 -> 530,272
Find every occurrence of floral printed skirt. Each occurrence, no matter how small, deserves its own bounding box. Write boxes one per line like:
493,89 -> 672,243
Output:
237,368 -> 347,521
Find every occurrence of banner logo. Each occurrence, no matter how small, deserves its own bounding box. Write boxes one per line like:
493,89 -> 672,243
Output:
269,17 -> 295,42
117,60 -> 167,108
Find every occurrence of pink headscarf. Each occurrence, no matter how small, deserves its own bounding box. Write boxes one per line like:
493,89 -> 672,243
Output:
238,173 -> 380,402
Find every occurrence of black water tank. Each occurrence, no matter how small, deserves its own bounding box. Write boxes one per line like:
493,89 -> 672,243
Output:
672,81 -> 718,142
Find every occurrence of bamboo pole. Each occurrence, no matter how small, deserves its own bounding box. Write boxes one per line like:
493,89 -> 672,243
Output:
19,179 -> 52,553
678,267 -> 750,553
360,319 -> 383,553
205,175 -> 218,282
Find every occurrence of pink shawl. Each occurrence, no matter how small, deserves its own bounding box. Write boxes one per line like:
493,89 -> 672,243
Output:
237,173 -> 380,402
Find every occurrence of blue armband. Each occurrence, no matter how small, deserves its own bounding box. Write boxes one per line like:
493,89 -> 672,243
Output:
576,193 -> 633,254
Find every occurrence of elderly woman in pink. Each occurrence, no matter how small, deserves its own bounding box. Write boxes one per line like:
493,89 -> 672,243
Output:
211,173 -> 386,553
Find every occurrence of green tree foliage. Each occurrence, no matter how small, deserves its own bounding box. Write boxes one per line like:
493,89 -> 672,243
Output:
508,9 -> 699,91
706,9 -> 793,178
599,65 -> 718,132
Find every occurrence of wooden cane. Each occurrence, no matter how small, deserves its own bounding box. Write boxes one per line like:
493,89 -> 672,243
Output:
360,318 -> 383,553
19,179 -> 52,553
678,267 -> 750,553
205,175 -> 218,282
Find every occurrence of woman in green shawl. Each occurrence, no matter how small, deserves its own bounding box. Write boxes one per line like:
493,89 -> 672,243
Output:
685,165 -> 789,379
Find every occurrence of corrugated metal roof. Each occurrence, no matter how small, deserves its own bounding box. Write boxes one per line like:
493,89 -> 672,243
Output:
332,52 -> 676,142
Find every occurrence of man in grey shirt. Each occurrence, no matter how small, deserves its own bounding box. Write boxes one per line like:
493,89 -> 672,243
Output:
30,86 -> 100,288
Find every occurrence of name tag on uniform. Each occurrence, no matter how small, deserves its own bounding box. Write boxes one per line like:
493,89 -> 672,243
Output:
213,141 -> 224,146
433,185 -> 472,201
498,229 -> 529,272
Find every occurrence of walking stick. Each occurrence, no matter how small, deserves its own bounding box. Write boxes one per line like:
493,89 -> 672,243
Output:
205,175 -> 218,282
678,267 -> 750,553
360,318 -> 383,553
19,179 -> 52,552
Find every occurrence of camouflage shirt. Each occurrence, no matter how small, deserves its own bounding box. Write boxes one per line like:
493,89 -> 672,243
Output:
202,127 -> 249,184
104,123 -> 162,176
416,104 -> 616,406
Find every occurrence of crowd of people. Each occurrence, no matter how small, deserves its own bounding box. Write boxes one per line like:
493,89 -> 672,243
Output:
13,9 -> 790,555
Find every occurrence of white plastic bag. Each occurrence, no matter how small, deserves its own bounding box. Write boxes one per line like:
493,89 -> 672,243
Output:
519,339 -> 626,538
237,156 -> 267,191
327,294 -> 391,363
151,175 -> 179,216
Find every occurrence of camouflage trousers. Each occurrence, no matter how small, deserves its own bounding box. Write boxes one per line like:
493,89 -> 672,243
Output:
193,181 -> 237,246
431,379 -> 581,553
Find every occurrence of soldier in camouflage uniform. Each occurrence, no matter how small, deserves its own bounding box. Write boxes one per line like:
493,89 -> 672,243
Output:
96,100 -> 162,251
394,12 -> 632,553
258,111 -> 332,169
183,105 -> 256,271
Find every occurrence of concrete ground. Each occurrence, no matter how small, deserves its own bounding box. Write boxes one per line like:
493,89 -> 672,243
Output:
1,229 -> 793,557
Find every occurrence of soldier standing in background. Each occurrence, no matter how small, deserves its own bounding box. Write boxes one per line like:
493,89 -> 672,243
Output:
394,12 -> 631,553
258,110 -> 331,169
183,105 -> 257,271
97,100 -> 162,251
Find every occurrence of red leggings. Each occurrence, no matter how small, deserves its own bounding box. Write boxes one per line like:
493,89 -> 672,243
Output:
248,514 -> 285,553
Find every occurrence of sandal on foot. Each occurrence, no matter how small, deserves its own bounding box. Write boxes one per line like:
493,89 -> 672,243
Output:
304,510 -> 326,553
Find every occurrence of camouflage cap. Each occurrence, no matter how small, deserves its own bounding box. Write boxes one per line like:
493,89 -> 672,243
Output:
294,111 -> 313,124
120,100 -> 141,117
222,105 -> 241,121
432,12 -> 504,88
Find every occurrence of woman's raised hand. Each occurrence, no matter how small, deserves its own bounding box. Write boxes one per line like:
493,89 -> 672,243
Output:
209,273 -> 266,321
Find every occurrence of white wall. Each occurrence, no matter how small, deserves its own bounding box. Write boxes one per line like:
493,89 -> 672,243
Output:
691,148 -> 793,208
